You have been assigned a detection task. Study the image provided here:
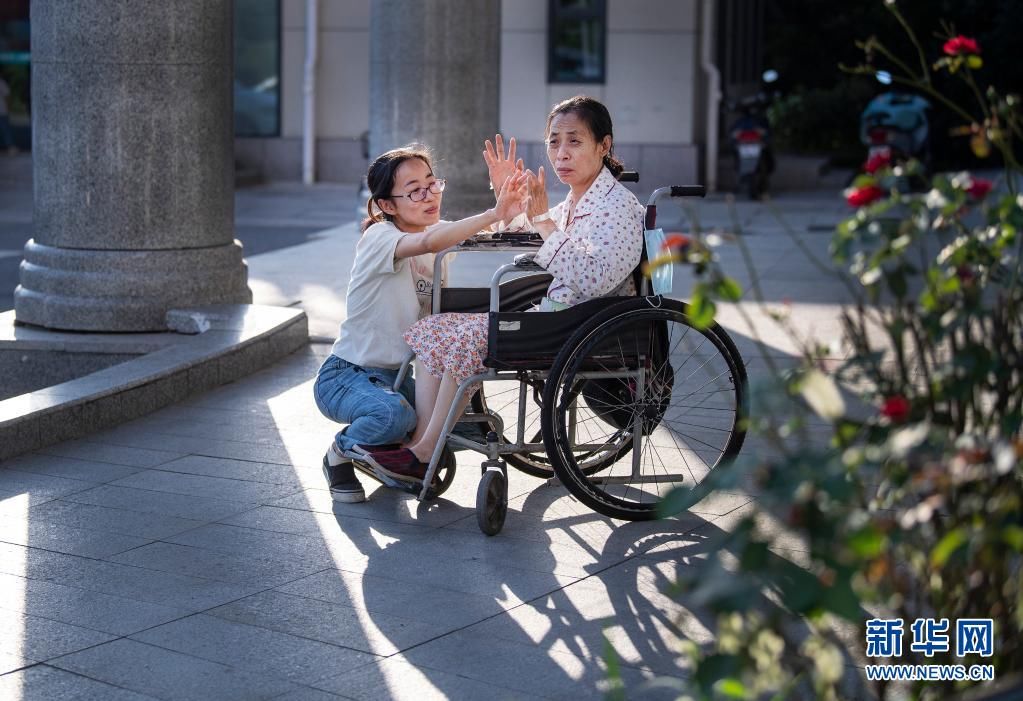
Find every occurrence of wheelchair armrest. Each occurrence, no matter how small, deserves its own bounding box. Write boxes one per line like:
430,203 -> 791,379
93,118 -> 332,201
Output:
513,253 -> 544,271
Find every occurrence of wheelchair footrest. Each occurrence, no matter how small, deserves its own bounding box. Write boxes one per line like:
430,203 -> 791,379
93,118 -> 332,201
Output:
352,460 -> 440,498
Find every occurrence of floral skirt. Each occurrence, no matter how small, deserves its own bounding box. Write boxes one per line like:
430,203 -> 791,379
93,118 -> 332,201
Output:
403,313 -> 489,386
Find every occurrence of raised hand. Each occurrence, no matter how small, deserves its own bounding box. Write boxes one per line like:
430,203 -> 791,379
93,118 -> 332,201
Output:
494,170 -> 530,223
483,134 -> 524,195
525,166 -> 550,219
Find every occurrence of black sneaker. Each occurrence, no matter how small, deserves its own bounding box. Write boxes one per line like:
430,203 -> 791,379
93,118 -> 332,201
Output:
322,452 -> 366,503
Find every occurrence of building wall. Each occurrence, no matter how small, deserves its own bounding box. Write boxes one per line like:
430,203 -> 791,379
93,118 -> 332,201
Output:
237,0 -> 702,186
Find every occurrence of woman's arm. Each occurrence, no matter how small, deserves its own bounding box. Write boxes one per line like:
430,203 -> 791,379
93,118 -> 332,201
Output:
534,194 -> 643,298
395,173 -> 529,259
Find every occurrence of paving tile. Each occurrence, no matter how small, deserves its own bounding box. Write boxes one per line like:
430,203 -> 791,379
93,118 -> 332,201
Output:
271,688 -> 347,701
34,440 -> 185,468
465,594 -> 694,678
442,485 -> 712,550
22,499 -> 206,540
277,568 -> 516,629
154,454 -> 310,486
0,470 -> 95,503
0,515 -> 153,558
207,589 -> 439,656
107,470 -> 301,504
0,572 -> 189,636
0,542 -> 261,611
60,484 -> 257,521
268,487 -> 481,530
49,638 -> 298,701
217,504 -> 346,536
161,522 -> 338,563
1,453 -> 144,483
331,536 -> 584,601
315,656 -> 543,701
0,650 -> 28,675
130,614 -> 378,685
0,607 -> 116,664
372,631 -> 674,699
0,664 -> 161,701
108,541 -> 331,587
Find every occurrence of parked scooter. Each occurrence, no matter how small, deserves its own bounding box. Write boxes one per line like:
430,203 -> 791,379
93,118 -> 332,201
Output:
859,88 -> 931,171
727,69 -> 779,200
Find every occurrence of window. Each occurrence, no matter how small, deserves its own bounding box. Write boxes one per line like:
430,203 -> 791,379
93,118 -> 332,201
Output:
234,0 -> 280,137
548,0 -> 606,84
0,0 -> 31,148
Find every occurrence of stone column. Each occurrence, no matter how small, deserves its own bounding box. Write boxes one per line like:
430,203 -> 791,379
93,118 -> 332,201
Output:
15,0 -> 251,332
369,0 -> 500,218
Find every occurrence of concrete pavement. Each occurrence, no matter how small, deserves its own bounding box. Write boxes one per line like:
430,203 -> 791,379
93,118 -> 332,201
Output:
0,171 -> 859,699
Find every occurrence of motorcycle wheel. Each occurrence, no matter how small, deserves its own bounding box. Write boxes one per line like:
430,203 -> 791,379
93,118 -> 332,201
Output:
744,165 -> 768,200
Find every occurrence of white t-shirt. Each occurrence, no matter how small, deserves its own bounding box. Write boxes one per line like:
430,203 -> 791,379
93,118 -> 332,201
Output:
331,220 -> 453,369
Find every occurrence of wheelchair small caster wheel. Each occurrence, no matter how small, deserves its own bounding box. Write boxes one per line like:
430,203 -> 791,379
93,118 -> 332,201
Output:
476,469 -> 507,536
424,446 -> 457,500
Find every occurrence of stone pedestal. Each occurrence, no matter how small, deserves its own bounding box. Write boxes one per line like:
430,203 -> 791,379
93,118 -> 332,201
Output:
15,0 -> 251,332
369,0 -> 500,219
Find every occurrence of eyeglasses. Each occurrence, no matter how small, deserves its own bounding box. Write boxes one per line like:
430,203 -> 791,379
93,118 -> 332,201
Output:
388,179 -> 446,202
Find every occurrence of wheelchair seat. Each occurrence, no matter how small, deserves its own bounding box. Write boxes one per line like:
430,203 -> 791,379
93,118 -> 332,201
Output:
484,296 -> 642,370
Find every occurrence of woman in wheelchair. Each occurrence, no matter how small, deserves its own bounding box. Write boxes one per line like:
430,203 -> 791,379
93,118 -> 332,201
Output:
314,144 -> 529,503
361,96 -> 645,478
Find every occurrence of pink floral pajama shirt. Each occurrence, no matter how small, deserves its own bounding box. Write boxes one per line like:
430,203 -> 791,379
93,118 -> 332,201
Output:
403,166 -> 644,385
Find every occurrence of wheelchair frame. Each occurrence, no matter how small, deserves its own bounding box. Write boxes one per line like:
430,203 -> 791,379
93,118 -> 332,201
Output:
382,184 -> 747,535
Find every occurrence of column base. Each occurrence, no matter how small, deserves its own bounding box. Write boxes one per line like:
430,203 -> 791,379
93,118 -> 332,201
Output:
14,240 -> 252,332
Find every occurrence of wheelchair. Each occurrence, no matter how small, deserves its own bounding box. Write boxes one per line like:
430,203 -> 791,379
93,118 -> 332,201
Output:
367,179 -> 748,536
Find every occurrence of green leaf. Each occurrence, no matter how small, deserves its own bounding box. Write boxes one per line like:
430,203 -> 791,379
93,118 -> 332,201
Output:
716,678 -> 749,699
1002,526 -> 1023,551
930,528 -> 968,567
820,575 -> 864,622
603,636 -> 625,701
847,527 -> 885,558
697,654 -> 741,692
714,276 -> 743,302
741,540 -> 770,571
690,286 -> 717,329
659,483 -> 711,517
835,420 -> 862,445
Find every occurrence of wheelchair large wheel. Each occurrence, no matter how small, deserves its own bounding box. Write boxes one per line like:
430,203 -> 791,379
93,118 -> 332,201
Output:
541,297 -> 747,521
472,378 -> 633,479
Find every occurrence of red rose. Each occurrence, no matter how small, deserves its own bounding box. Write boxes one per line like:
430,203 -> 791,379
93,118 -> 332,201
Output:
966,177 -> 993,199
943,35 -> 980,56
846,185 -> 885,207
864,152 -> 891,174
662,233 -> 692,252
881,395 -> 911,423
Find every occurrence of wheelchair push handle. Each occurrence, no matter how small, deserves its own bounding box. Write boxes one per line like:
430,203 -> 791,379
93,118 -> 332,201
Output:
647,185 -> 705,206
670,185 -> 706,198
645,185 -> 706,230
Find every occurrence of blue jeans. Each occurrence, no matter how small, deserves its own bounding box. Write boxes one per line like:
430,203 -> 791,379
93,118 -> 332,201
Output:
313,355 -> 417,452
